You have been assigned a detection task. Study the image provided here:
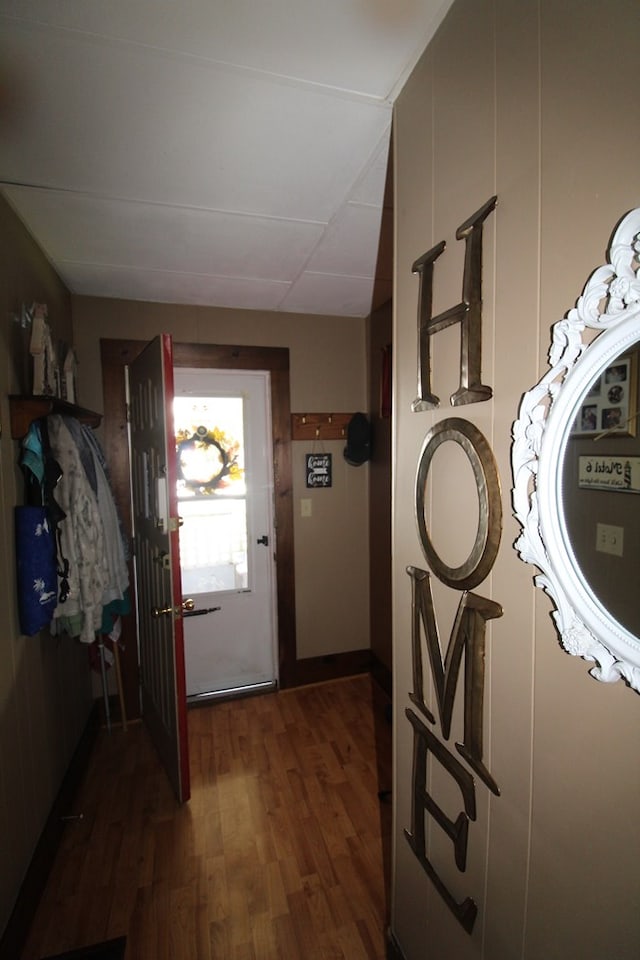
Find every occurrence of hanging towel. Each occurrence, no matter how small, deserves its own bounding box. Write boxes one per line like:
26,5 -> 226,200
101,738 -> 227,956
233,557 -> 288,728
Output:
15,505 -> 58,635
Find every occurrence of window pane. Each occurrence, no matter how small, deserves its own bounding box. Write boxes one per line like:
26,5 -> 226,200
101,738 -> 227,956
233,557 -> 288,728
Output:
174,395 -> 248,594
179,499 -> 247,593
174,396 -> 245,498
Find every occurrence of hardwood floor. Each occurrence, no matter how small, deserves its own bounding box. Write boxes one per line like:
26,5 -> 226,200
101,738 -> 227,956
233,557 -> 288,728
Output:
22,674 -> 392,960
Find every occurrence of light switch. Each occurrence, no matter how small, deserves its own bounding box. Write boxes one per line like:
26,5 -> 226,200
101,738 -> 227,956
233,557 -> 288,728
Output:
300,498 -> 312,518
595,523 -> 624,557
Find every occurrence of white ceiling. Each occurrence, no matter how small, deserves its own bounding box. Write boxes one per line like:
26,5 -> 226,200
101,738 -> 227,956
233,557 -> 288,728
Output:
0,0 -> 452,318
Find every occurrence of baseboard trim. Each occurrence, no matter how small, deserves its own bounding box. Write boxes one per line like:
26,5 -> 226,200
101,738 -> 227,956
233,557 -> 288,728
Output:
290,649 -> 373,687
0,702 -> 101,960
370,651 -> 392,698
386,927 -> 408,960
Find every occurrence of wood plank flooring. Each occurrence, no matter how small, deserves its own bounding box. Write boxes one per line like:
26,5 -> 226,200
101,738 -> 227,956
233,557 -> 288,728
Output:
22,674 -> 392,959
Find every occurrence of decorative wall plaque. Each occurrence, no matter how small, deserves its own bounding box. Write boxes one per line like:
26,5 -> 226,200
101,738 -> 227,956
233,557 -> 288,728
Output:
305,453 -> 332,488
405,198 -> 503,934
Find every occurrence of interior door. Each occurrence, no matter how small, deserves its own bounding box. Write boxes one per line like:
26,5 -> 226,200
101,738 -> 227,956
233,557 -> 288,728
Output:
173,368 -> 278,699
128,334 -> 190,803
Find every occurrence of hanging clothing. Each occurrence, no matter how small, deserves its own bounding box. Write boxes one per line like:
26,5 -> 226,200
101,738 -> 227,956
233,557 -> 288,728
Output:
46,415 -> 129,644
15,505 -> 58,635
17,420 -> 67,633
47,415 -> 108,643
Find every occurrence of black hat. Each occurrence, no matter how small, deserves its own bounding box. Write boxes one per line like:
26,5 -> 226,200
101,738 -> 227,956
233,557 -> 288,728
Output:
343,412 -> 371,466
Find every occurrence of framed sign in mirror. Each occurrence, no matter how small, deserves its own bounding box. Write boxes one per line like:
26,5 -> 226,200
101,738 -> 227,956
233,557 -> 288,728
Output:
512,208 -> 640,693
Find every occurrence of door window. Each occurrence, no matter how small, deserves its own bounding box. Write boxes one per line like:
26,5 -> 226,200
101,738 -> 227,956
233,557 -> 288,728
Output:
174,395 -> 248,595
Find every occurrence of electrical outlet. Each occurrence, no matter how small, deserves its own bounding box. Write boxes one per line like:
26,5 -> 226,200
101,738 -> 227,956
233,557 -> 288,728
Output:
596,523 -> 624,557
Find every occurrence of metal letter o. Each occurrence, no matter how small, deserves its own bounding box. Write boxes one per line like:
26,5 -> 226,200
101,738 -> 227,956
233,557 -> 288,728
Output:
415,418 -> 502,591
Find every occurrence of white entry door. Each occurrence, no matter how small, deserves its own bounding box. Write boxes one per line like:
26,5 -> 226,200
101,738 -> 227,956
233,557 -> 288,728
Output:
173,368 -> 278,700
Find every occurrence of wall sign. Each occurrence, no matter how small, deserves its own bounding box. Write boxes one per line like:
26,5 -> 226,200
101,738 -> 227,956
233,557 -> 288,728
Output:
578,455 -> 640,492
406,198 -> 502,935
306,453 -> 332,488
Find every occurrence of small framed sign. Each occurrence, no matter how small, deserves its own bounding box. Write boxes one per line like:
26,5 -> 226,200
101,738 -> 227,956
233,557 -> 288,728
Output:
306,453 -> 332,488
578,455 -> 640,493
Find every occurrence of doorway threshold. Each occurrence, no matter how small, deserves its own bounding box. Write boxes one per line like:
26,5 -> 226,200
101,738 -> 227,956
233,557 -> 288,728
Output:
187,679 -> 277,708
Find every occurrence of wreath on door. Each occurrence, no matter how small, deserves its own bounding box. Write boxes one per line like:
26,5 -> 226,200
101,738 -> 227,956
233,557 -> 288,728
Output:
176,424 -> 242,493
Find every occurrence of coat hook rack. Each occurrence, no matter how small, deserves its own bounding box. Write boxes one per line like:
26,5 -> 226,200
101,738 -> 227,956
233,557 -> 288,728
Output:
291,412 -> 352,441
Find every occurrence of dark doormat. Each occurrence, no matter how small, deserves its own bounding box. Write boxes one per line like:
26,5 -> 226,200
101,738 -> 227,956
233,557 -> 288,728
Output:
40,936 -> 126,960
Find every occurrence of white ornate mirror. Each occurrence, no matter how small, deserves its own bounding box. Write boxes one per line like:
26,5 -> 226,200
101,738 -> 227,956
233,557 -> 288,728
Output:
512,208 -> 640,693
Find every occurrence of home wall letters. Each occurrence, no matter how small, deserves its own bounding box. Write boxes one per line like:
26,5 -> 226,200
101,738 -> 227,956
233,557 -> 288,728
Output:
404,707 -> 478,933
406,566 -> 502,795
406,197 -> 501,934
412,196 -> 497,411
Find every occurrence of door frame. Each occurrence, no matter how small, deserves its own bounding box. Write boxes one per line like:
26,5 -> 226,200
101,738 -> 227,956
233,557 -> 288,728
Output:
100,338 -> 297,721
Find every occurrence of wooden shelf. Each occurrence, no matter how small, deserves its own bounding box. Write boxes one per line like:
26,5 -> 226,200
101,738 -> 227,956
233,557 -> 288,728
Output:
291,412 -> 352,441
9,395 -> 102,439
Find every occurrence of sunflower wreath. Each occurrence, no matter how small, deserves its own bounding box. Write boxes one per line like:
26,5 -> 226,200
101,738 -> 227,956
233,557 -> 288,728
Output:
176,424 -> 242,493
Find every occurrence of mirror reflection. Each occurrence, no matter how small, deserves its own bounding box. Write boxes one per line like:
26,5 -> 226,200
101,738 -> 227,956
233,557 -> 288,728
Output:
562,342 -> 640,637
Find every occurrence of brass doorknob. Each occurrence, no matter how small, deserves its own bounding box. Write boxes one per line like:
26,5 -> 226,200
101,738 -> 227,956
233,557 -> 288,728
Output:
150,598 -> 195,619
151,603 -> 174,619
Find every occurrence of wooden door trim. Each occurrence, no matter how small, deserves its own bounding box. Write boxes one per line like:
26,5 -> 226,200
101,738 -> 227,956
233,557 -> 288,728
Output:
100,338 -> 297,720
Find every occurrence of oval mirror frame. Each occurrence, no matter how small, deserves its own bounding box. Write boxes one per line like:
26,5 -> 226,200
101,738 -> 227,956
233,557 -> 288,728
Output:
512,207 -> 640,693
